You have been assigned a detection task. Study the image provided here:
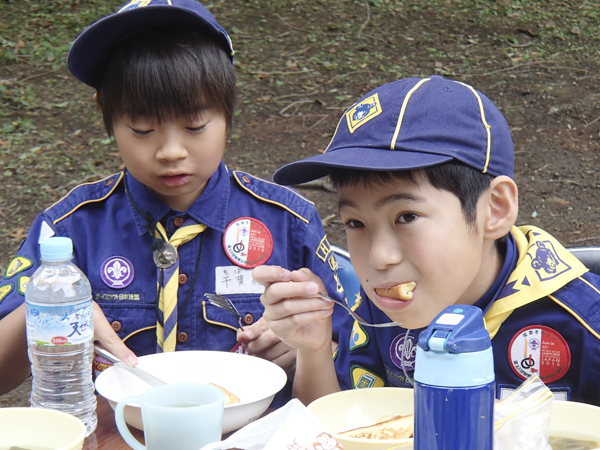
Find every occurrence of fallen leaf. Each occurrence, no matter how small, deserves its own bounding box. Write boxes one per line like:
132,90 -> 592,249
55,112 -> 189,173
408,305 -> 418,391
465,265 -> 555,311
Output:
11,228 -> 27,240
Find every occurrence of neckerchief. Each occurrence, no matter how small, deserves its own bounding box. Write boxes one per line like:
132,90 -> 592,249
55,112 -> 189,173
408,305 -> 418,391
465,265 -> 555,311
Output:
484,225 -> 588,338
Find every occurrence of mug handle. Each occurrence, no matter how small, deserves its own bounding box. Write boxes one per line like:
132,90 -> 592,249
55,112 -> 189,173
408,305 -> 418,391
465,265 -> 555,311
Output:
115,395 -> 146,450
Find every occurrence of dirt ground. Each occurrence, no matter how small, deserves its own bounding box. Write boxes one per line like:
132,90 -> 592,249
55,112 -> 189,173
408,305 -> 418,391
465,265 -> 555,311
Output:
1,0 -> 599,403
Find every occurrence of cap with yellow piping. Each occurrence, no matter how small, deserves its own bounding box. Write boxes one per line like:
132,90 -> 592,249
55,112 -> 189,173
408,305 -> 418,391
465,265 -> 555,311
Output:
67,0 -> 234,89
273,75 -> 514,185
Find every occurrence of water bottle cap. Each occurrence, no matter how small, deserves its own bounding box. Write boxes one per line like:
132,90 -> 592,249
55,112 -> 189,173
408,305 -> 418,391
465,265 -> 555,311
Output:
417,305 -> 491,354
40,237 -> 73,262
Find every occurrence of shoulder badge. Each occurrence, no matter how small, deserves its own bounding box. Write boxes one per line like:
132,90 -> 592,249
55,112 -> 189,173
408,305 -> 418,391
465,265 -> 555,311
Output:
0,283 -> 14,303
349,321 -> 369,351
17,276 -> 29,295
350,365 -> 385,388
4,256 -> 33,279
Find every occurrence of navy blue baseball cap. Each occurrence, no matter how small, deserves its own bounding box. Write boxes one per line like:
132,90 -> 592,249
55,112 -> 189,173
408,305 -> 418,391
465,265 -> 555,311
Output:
67,0 -> 234,89
273,75 -> 514,185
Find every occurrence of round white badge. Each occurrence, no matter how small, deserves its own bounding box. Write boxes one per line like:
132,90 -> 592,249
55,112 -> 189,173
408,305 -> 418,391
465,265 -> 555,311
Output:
223,217 -> 273,269
508,325 -> 571,384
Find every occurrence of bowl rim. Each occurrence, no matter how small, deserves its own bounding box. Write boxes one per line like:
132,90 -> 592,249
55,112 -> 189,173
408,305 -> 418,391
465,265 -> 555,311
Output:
307,387 -> 414,445
0,407 -> 87,449
95,350 -> 287,408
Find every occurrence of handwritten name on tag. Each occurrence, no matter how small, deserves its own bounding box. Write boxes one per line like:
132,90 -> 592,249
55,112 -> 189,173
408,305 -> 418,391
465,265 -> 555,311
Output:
215,266 -> 265,295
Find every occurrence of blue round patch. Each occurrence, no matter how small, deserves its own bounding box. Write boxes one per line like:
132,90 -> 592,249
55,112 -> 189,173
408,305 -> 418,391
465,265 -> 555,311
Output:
101,256 -> 134,289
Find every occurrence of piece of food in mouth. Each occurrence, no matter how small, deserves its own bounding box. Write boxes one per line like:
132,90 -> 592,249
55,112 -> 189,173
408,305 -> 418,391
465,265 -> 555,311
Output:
339,414 -> 414,440
209,382 -> 240,405
375,281 -> 416,301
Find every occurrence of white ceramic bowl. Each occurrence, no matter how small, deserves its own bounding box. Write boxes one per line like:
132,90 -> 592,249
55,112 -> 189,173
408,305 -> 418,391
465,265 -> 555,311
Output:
95,350 -> 287,434
307,387 -> 414,450
0,407 -> 87,450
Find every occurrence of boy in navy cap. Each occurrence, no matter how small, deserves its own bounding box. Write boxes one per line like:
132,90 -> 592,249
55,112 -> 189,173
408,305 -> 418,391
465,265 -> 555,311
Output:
254,75 -> 600,406
0,0 -> 347,401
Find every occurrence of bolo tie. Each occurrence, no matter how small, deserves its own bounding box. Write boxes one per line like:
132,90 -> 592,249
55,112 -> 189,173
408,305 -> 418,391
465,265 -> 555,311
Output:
124,171 -> 206,352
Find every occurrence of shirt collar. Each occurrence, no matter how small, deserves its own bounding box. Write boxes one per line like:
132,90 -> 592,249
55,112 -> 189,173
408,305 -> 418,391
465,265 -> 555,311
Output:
473,234 -> 518,314
125,162 -> 230,236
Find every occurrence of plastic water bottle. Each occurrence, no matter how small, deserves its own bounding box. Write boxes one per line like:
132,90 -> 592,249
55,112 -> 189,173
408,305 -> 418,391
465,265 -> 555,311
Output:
414,305 -> 495,450
25,236 -> 97,436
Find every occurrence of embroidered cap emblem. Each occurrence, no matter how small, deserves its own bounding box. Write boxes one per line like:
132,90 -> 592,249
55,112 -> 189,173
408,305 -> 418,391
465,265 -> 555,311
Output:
101,256 -> 135,289
346,93 -> 382,133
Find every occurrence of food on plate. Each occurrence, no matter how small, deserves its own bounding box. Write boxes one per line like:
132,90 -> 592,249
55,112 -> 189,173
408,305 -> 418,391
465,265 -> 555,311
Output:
375,281 -> 416,301
209,382 -> 240,405
339,414 -> 414,440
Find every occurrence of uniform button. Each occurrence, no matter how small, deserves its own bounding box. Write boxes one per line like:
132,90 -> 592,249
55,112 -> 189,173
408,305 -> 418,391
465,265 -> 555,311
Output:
174,217 -> 185,227
178,274 -> 188,285
243,313 -> 254,325
106,178 -> 115,187
111,321 -> 122,332
177,332 -> 188,343
242,175 -> 251,184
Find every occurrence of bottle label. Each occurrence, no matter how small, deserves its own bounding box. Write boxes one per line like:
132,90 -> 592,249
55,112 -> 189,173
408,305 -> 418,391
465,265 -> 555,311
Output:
26,299 -> 93,346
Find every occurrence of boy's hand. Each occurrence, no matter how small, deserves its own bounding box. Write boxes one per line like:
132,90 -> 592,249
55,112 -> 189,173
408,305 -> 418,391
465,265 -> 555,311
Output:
236,318 -> 297,379
252,265 -> 334,353
92,301 -> 138,366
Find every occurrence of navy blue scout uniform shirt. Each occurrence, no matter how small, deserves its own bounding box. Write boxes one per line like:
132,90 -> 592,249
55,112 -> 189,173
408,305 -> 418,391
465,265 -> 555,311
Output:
333,226 -> 600,406
0,162 -> 347,365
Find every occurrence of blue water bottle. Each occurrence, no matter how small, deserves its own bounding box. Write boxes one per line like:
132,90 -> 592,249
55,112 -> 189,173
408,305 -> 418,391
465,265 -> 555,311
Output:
414,305 -> 494,450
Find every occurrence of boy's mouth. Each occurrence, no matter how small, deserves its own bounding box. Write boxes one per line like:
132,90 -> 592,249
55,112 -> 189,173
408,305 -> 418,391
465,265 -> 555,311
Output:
159,173 -> 191,187
375,282 -> 416,301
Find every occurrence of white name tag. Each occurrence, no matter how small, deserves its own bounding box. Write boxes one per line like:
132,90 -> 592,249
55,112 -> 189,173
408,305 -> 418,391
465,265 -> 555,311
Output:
214,266 -> 265,295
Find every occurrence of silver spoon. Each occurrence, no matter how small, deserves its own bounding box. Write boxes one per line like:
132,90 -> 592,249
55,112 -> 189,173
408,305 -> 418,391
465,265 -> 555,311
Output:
94,345 -> 166,387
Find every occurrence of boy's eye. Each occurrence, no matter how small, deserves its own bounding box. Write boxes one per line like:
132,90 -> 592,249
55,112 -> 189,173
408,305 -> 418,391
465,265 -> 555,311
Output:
186,124 -> 206,132
397,213 -> 418,224
131,128 -> 153,136
344,219 -> 364,229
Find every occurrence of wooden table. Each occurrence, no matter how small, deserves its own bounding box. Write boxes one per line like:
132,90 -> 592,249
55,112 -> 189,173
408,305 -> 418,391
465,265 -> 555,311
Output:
83,396 -> 144,449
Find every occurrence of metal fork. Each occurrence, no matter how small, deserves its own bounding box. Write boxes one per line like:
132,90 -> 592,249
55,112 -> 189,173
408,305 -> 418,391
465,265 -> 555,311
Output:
205,293 -> 245,329
317,291 -> 402,328
205,292 -> 401,329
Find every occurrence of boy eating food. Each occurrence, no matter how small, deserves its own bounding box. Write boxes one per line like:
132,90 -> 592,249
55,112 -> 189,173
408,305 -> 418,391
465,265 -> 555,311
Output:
254,75 -> 600,406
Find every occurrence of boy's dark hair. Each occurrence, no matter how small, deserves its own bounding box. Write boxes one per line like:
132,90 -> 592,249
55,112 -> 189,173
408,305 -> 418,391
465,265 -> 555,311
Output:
330,161 -> 507,245
96,26 -> 236,135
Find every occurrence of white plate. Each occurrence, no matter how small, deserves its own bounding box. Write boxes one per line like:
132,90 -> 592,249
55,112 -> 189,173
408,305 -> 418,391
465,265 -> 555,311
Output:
95,350 -> 287,434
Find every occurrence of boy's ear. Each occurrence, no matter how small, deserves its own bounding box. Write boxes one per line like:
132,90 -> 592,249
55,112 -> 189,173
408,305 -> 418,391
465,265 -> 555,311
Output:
93,93 -> 100,108
483,175 -> 518,240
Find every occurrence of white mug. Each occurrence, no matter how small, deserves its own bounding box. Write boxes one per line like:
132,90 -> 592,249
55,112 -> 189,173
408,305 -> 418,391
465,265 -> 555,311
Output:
115,383 -> 225,450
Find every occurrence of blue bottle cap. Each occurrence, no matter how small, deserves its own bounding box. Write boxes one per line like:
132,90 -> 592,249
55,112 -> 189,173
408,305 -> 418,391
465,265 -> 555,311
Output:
414,305 -> 495,387
418,305 -> 491,354
40,237 -> 73,262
